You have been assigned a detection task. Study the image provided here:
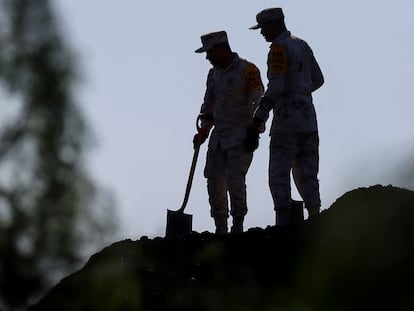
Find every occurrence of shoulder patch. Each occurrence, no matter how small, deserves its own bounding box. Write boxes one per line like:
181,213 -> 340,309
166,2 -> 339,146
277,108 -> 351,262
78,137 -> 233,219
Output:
269,45 -> 287,75
244,62 -> 264,92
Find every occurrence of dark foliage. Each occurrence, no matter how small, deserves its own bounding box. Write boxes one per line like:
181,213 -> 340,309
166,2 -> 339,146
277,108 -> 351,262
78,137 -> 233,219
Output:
0,0 -> 117,309
30,185 -> 414,310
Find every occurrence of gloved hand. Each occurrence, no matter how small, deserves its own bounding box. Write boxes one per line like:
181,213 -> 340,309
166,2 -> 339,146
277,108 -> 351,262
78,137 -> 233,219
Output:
193,128 -> 209,148
244,117 -> 264,152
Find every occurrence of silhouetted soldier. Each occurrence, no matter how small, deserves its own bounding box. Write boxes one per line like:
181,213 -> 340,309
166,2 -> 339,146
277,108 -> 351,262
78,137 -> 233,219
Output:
247,8 -> 324,226
194,31 -> 264,233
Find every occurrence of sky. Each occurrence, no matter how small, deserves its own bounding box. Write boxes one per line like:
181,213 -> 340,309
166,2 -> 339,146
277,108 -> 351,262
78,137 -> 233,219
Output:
53,0 -> 414,240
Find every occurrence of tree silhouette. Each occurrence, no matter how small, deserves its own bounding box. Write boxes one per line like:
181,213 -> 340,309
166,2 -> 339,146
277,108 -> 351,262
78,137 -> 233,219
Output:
0,0 -> 118,309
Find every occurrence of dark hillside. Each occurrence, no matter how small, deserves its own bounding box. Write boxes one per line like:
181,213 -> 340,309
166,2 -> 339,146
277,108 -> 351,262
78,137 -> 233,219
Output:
29,185 -> 414,310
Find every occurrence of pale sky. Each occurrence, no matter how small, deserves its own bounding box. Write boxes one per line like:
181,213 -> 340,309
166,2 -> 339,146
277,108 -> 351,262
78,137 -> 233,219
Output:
54,0 -> 414,239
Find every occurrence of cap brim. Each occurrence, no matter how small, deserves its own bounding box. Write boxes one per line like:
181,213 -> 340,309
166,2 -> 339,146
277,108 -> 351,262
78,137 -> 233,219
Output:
249,24 -> 261,30
195,47 -> 207,53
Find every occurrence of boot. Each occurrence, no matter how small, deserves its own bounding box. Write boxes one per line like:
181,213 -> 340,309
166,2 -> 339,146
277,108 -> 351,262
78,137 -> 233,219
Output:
292,200 -> 304,224
214,217 -> 228,234
231,216 -> 244,233
306,205 -> 320,219
275,208 -> 292,226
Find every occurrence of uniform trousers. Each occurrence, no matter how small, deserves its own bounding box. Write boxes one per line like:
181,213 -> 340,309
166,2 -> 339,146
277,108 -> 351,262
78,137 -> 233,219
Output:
204,144 -> 253,218
269,131 -> 320,211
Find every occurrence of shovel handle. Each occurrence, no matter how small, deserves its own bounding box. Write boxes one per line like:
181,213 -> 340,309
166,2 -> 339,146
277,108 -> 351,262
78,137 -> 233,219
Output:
178,115 -> 204,212
179,142 -> 200,212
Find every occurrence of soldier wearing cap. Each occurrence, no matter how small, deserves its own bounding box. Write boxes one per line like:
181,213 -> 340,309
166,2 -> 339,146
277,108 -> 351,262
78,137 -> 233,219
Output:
194,30 -> 264,234
248,8 -> 324,226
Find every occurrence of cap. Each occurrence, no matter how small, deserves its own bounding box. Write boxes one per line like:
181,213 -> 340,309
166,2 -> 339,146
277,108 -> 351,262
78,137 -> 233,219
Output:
249,8 -> 284,30
195,31 -> 228,53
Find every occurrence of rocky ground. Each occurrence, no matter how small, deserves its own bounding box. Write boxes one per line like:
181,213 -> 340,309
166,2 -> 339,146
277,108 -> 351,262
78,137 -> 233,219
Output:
29,185 -> 414,310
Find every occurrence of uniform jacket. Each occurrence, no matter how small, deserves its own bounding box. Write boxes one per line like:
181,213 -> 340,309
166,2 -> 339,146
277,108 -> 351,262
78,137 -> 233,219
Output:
200,53 -> 264,150
254,31 -> 324,133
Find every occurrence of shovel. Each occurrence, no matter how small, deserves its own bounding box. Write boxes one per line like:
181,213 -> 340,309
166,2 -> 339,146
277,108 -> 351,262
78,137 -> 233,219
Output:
165,117 -> 203,238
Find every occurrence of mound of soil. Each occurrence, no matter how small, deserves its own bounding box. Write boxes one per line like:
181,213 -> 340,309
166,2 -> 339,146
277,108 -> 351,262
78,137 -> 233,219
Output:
29,185 -> 414,310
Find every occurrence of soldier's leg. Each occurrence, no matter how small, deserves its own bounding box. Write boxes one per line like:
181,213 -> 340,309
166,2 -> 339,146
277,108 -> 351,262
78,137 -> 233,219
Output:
292,135 -> 307,222
293,132 -> 320,218
205,147 -> 228,233
226,145 -> 253,233
269,133 -> 298,226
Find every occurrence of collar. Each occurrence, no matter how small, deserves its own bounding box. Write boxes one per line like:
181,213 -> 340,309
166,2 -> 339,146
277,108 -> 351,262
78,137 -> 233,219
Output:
271,31 -> 291,45
215,52 -> 240,71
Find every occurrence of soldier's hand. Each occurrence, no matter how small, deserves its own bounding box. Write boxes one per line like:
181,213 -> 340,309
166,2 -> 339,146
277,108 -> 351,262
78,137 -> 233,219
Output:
257,121 -> 265,133
193,128 -> 209,148
244,126 -> 258,152
244,118 -> 264,152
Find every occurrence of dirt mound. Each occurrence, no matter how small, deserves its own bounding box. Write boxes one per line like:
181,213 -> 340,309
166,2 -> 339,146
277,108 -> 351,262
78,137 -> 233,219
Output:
29,185 -> 414,310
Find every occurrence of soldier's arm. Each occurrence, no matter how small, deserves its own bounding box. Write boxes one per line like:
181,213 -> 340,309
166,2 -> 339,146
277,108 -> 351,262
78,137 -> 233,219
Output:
310,52 -> 324,92
244,61 -> 264,113
254,44 -> 287,121
199,69 -> 215,129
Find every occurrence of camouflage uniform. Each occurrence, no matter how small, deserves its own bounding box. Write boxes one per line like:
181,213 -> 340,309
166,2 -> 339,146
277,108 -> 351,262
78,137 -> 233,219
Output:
252,19 -> 324,221
200,53 -> 264,220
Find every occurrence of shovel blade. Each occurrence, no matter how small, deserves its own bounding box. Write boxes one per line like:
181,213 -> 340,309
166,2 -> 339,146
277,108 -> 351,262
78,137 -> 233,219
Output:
165,209 -> 193,238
